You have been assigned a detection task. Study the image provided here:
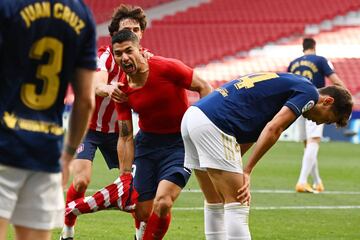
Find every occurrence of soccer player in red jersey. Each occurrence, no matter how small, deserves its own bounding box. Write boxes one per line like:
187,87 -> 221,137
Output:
61,5 -> 151,240
113,29 -> 212,239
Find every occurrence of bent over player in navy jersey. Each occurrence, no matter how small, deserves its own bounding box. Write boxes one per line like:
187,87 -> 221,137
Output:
181,72 -> 352,239
288,37 -> 346,193
0,1 -> 96,240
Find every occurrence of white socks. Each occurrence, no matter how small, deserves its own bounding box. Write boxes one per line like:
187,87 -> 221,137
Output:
61,225 -> 74,238
224,202 -> 251,240
298,142 -> 319,184
135,221 -> 147,240
204,202 -> 226,240
311,159 -> 322,185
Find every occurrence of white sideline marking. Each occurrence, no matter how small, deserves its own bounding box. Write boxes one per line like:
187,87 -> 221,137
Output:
172,206 -> 360,211
86,188 -> 360,195
181,189 -> 360,195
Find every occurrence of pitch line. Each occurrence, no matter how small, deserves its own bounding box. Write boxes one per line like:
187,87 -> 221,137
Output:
85,188 -> 360,195
180,189 -> 360,195
172,205 -> 360,211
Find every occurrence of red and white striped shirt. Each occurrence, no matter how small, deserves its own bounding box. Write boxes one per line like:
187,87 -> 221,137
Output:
89,45 -> 120,133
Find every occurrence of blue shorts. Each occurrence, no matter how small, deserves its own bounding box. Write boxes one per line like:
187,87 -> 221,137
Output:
133,131 -> 192,202
76,129 -> 119,169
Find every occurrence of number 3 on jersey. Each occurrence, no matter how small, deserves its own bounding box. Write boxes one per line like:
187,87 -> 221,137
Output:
21,37 -> 62,110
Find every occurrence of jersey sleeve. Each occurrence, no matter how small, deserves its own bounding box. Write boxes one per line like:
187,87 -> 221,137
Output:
320,57 -> 335,77
287,62 -> 292,72
115,102 -> 132,121
165,58 -> 193,89
76,6 -> 97,70
97,45 -> 113,72
284,83 -> 319,117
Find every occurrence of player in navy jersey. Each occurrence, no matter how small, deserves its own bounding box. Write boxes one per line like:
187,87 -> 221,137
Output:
288,37 -> 346,193
0,1 -> 96,240
181,72 -> 352,239
60,5 -> 152,240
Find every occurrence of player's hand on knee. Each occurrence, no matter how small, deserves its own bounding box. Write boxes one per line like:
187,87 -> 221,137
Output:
236,173 -> 251,205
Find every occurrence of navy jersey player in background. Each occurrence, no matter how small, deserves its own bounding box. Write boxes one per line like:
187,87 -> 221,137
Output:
181,72 -> 352,239
0,1 -> 96,240
288,37 -> 346,193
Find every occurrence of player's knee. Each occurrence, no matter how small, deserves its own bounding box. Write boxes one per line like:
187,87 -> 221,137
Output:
153,196 -> 173,217
135,208 -> 152,222
73,176 -> 90,192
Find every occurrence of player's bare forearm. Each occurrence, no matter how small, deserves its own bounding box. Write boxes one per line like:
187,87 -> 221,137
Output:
199,85 -> 213,98
117,120 -> 134,175
240,143 -> 254,156
94,70 -> 110,97
244,107 -> 296,175
95,71 -> 127,102
62,68 -> 95,187
189,73 -> 213,98
328,73 -> 346,88
243,123 -> 282,175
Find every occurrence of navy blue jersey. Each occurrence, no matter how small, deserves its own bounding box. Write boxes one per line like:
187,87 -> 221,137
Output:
287,54 -> 334,88
0,0 -> 97,172
195,72 -> 319,143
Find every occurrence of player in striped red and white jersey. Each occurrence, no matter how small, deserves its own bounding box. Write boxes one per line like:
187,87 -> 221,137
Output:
90,45 -> 121,133
61,4 -> 150,240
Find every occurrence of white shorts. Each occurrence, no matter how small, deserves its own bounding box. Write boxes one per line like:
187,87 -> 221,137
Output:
181,106 -> 243,173
297,115 -> 324,140
0,164 -> 64,230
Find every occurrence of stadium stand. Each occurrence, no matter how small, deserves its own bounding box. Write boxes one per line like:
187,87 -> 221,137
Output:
84,0 -> 175,24
138,0 -> 360,67
90,1 -> 360,108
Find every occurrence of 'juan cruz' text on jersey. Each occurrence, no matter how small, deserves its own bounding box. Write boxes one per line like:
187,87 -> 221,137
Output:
195,72 -> 319,144
287,54 -> 334,88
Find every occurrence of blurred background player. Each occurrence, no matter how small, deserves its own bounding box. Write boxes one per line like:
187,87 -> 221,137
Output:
181,72 -> 353,239
61,4 -> 151,240
0,1 -> 96,240
113,29 -> 212,240
288,37 -> 346,193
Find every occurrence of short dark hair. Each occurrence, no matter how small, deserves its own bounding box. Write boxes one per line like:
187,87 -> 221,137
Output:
303,38 -> 316,51
108,4 -> 147,37
318,86 -> 353,127
112,29 -> 139,46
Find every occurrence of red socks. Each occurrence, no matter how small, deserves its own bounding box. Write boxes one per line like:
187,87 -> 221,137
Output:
143,212 -> 171,240
65,183 -> 85,226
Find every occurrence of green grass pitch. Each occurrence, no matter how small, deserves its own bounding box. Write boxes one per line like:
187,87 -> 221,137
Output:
6,141 -> 360,239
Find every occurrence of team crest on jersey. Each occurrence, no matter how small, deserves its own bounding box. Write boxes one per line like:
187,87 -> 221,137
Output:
302,100 -> 315,113
76,144 -> 84,154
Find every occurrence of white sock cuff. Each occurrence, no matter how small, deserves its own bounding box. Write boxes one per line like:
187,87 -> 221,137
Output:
224,202 -> 249,211
205,201 -> 224,210
62,225 -> 74,238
